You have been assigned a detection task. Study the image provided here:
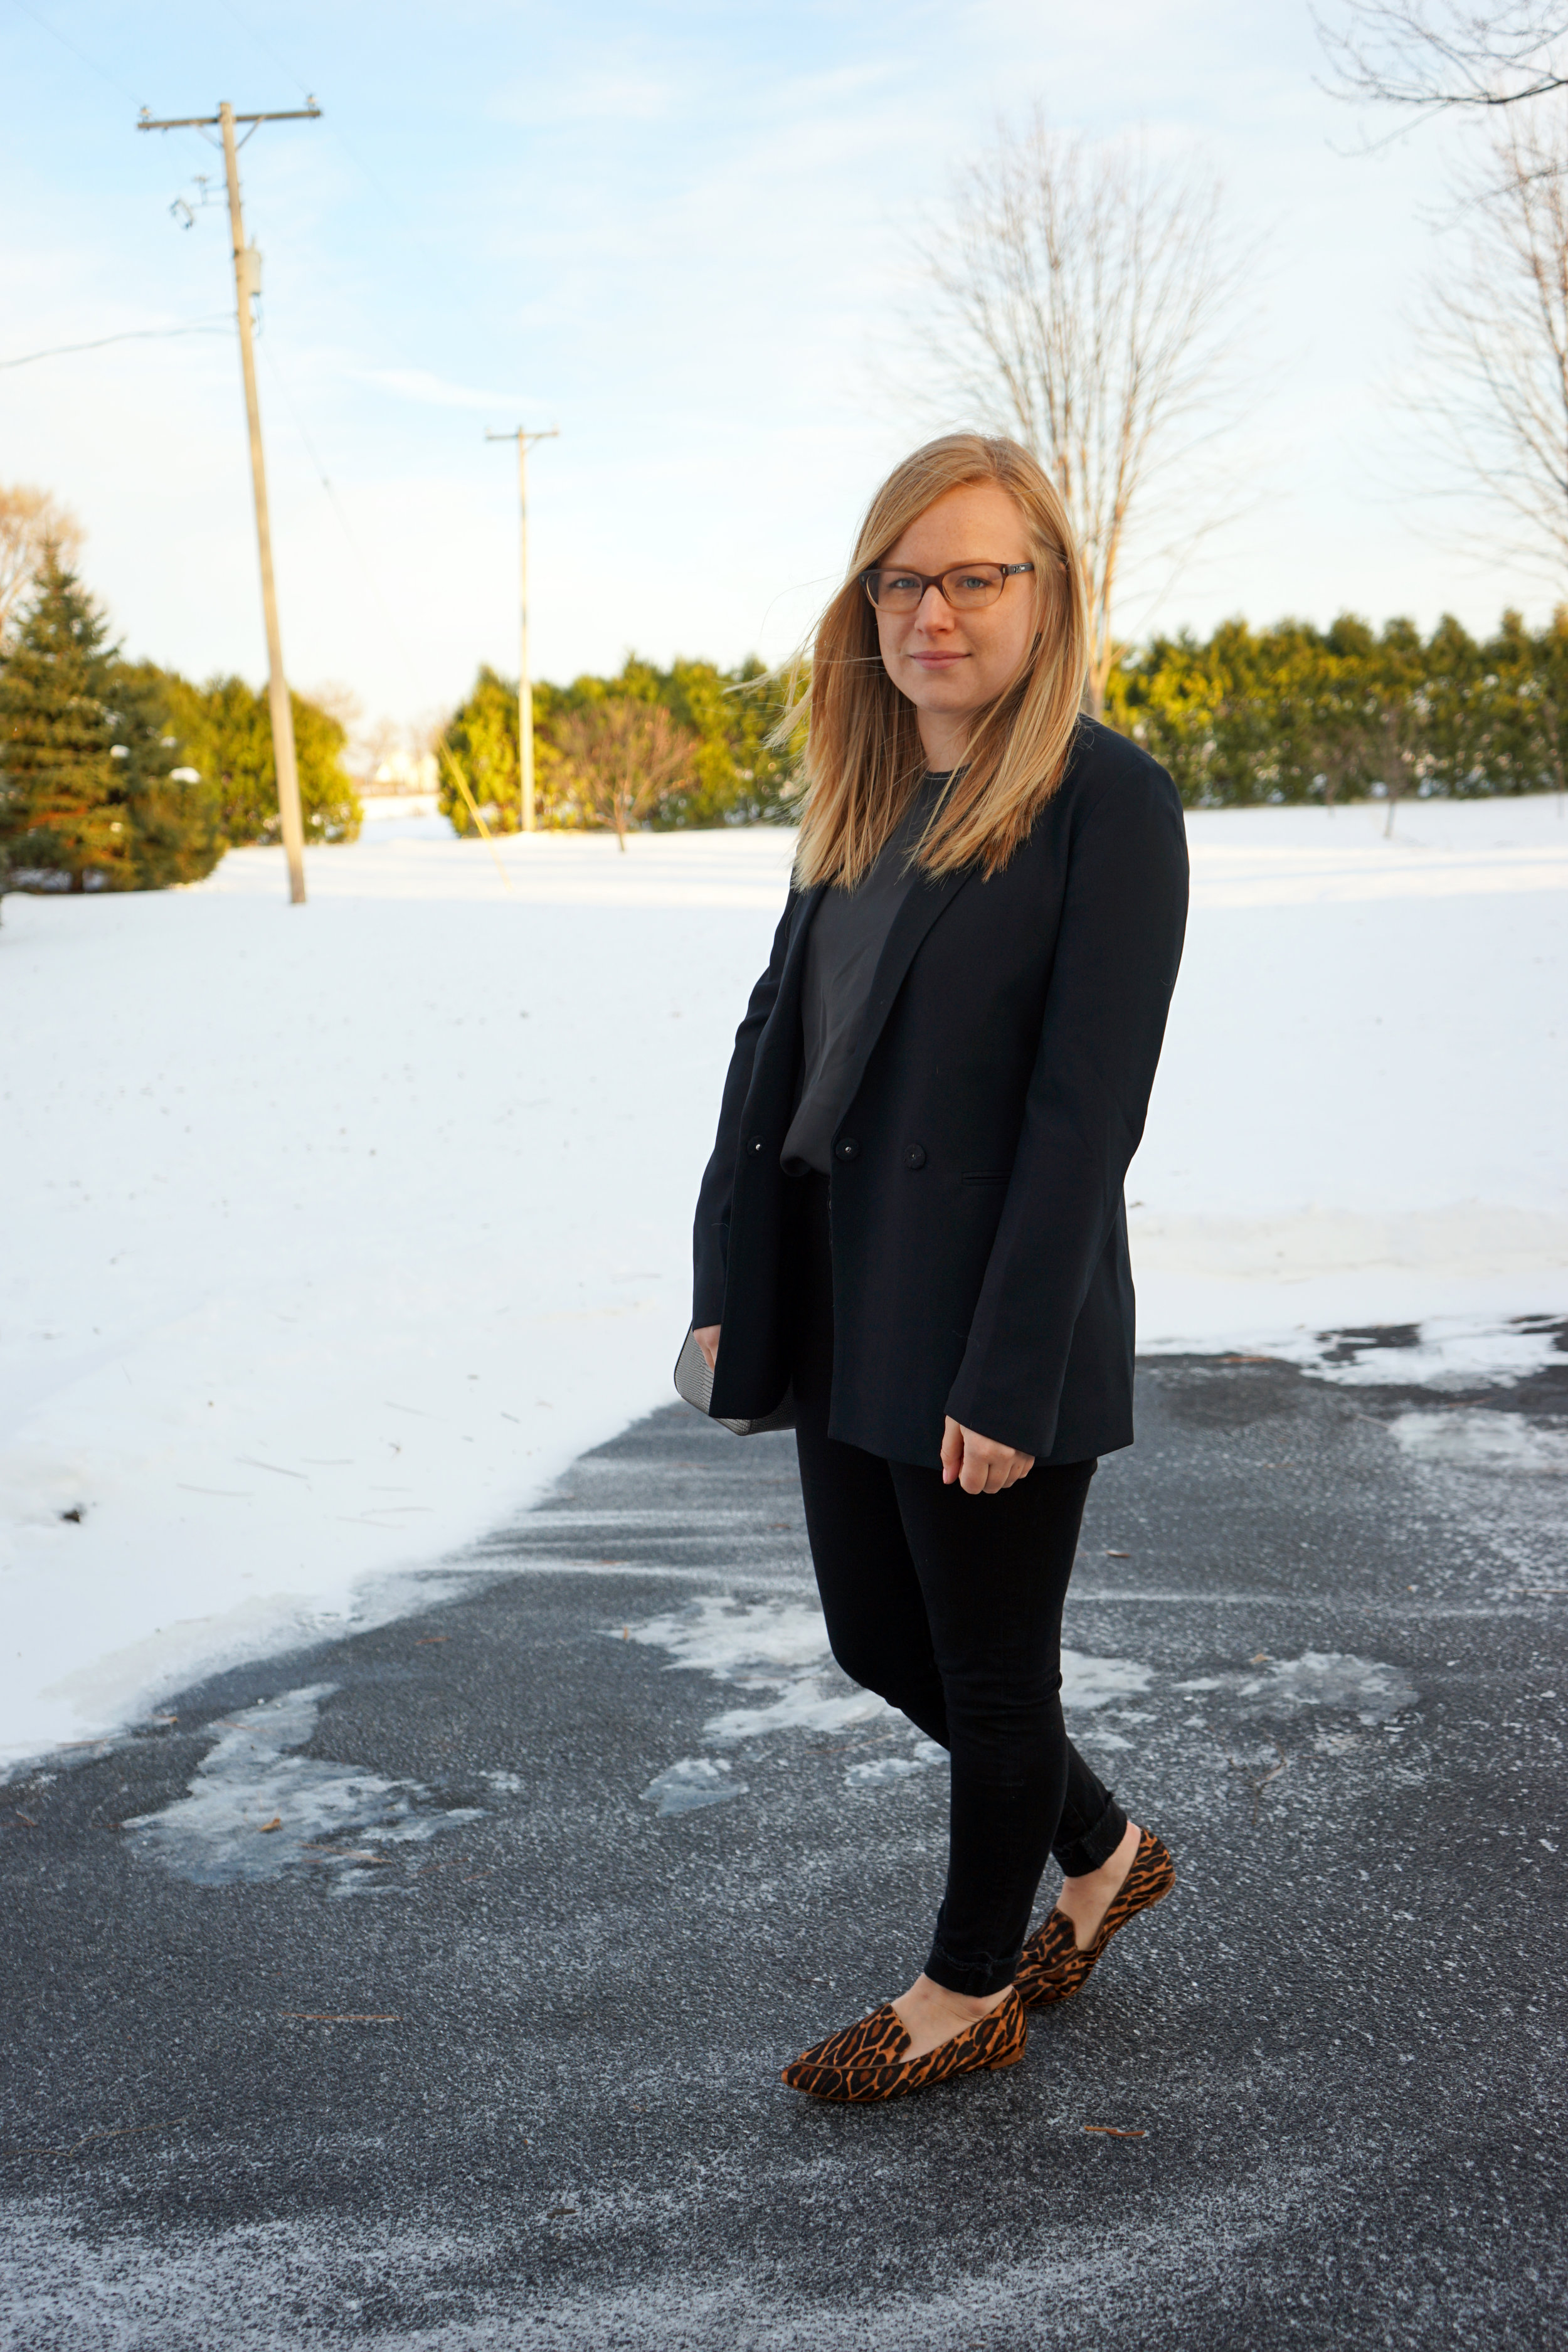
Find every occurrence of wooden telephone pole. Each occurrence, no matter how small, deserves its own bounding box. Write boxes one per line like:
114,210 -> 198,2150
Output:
139,98 -> 320,904
485,425 -> 558,834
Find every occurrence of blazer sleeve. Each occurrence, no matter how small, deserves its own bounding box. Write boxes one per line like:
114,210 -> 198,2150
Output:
944,754 -> 1189,1458
691,893 -> 797,1326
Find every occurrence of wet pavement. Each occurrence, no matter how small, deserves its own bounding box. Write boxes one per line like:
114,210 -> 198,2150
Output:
2,1337 -> 1565,2349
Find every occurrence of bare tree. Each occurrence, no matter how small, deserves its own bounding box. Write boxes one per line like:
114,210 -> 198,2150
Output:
1406,115 -> 1568,575
0,486 -> 83,648
554,699 -> 697,849
921,115 -> 1249,715
1318,4 -> 1568,113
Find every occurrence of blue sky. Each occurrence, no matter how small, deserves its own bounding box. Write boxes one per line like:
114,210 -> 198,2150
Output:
0,0 -> 1521,730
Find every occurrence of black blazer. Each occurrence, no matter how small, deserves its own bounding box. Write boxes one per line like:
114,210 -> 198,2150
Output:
692,718 -> 1189,1468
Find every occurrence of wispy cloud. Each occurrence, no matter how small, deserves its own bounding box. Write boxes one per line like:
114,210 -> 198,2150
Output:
360,368 -> 548,414
487,68 -> 679,128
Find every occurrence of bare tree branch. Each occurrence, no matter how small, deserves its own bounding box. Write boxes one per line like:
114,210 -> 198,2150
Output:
1317,3 -> 1568,112
0,486 -> 84,648
917,115 -> 1252,714
554,698 -> 697,849
1404,115 -> 1568,578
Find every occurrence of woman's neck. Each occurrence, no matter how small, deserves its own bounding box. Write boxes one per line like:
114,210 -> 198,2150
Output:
918,711 -> 969,773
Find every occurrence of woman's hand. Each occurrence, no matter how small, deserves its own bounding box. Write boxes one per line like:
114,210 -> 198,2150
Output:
694,1324 -> 722,1372
941,1416 -> 1035,1495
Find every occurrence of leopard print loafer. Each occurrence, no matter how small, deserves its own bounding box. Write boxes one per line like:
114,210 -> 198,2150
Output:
781,1986 -> 1027,2102
1014,1828 -> 1175,2011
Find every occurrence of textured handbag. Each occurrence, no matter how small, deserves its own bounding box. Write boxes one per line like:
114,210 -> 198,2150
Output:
673,1326 -> 795,1436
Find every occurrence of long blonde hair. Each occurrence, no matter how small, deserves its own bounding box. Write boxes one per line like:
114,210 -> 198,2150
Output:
789,433 -> 1088,888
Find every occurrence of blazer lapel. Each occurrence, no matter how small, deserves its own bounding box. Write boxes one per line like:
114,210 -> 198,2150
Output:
744,882 -> 826,1104
782,881 -> 828,982
830,866 -> 975,1124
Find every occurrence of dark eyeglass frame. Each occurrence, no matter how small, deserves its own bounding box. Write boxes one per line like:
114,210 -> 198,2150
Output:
861,560 -> 1036,613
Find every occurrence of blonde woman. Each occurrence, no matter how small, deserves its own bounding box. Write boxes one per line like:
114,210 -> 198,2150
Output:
690,434 -> 1189,2102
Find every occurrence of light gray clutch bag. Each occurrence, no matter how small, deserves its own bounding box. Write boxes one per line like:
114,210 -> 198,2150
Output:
673,1326 -> 795,1436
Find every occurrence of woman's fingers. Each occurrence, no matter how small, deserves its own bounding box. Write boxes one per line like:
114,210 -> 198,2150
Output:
962,1435 -> 1005,1495
943,1419 -> 1037,1494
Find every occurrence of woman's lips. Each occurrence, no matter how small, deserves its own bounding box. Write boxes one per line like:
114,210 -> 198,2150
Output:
910,651 -> 965,667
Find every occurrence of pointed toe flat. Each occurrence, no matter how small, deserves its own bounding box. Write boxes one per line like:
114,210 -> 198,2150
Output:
781,1986 -> 1027,2103
1014,1828 -> 1175,2010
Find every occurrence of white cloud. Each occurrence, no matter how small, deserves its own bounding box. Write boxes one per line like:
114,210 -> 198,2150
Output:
359,368 -> 548,415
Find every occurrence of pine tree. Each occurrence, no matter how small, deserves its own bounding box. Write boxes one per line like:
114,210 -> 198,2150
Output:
108,662 -> 225,889
0,549 -> 129,891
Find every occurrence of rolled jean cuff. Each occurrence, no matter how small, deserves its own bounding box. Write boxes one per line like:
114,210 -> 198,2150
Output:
922,1936 -> 1019,2001
1053,1791 -> 1128,1880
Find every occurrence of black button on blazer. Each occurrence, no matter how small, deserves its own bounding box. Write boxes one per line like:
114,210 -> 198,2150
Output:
692,718 -> 1190,1469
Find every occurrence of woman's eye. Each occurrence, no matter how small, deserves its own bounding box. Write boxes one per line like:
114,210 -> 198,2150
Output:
884,573 -> 921,594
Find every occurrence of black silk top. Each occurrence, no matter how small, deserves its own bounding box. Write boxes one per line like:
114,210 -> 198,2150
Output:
780,772 -> 949,1176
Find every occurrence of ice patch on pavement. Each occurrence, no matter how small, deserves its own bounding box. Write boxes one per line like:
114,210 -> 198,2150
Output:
1061,1648 -> 1155,1710
122,1685 -> 483,1890
621,1601 -> 1152,1737
702,1686 -> 887,1740
620,1597 -> 836,1682
621,1599 -> 1155,1806
617,1597 -> 892,1745
639,1757 -> 748,1816
1391,1408 -> 1568,1471
1173,1650 -> 1417,1723
1270,1313 -> 1565,1391
845,1756 -> 926,1789
1243,1651 -> 1416,1722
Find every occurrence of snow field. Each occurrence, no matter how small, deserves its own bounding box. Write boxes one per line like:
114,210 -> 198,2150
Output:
1,793 -> 1565,1769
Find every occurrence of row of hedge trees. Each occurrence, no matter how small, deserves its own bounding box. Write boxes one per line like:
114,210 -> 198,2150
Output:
437,610 -> 1568,837
0,554 -> 360,896
1106,610 -> 1568,808
437,654 -> 803,838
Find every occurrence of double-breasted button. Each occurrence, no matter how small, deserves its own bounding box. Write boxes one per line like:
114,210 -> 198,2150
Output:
747,1137 -> 763,1156
904,1143 -> 927,1170
834,1136 -> 859,1162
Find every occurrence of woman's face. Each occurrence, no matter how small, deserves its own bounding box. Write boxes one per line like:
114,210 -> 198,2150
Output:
872,481 -> 1038,750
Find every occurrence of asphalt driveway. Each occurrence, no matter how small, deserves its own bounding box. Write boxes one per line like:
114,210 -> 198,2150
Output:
3,1333 -> 1565,2349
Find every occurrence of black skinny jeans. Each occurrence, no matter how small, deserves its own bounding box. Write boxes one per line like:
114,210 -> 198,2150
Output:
788,1174 -> 1127,1998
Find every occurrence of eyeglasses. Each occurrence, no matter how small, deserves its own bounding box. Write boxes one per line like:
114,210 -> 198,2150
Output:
862,561 -> 1034,615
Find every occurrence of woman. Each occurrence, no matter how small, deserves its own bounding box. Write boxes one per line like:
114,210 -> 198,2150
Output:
690,433 -> 1189,2103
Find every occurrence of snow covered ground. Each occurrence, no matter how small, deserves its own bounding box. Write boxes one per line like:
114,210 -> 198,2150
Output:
3,791 -> 1565,1770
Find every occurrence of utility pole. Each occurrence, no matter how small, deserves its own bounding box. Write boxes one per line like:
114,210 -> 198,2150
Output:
485,425 -> 558,834
139,98 -> 320,904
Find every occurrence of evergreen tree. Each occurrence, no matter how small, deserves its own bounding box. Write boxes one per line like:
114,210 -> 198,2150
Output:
108,661 -> 226,888
438,664 -> 530,834
0,549 -> 129,891
151,668 -> 361,845
1108,608 -> 1562,808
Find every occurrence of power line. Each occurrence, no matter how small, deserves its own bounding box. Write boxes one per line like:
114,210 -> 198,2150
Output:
7,0 -> 139,102
258,337 -> 421,672
212,0 -> 314,102
0,320 -> 230,371
214,0 -> 416,233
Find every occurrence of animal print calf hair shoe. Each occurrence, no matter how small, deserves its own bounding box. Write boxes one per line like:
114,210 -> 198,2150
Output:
781,1984 -> 1027,2102
1014,1827 -> 1176,2010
